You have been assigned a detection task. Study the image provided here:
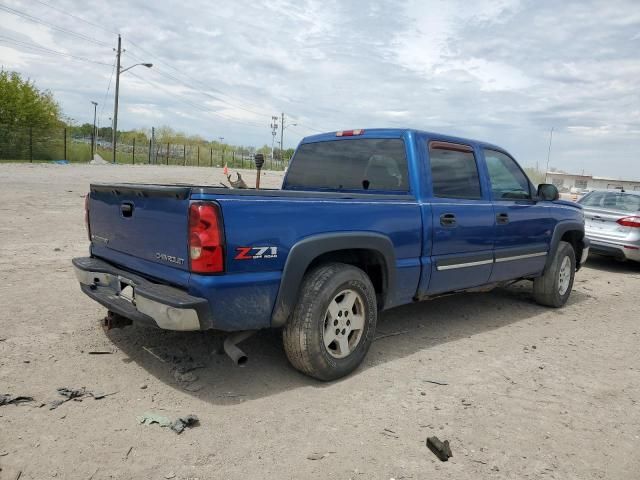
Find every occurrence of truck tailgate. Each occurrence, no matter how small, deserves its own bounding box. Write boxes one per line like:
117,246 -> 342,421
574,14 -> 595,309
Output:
88,184 -> 191,272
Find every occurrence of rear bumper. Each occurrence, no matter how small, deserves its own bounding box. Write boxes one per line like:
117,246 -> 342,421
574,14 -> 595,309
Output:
587,237 -> 640,262
73,257 -> 210,330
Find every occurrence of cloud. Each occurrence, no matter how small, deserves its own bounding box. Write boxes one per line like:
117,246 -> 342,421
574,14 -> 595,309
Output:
0,0 -> 639,177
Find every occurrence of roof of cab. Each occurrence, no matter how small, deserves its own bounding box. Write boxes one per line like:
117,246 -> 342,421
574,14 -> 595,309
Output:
300,128 -> 506,153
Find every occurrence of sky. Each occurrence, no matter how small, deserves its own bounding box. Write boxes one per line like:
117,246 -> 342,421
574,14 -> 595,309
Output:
0,0 -> 639,177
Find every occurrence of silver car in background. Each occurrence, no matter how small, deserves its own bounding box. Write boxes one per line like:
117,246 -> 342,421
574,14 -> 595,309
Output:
578,190 -> 640,262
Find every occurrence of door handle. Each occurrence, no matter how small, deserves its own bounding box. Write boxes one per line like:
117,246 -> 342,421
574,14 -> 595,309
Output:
440,213 -> 456,226
496,212 -> 509,224
120,202 -> 134,218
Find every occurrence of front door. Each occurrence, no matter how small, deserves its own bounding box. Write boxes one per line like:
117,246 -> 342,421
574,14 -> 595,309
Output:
424,141 -> 495,295
483,149 -> 552,282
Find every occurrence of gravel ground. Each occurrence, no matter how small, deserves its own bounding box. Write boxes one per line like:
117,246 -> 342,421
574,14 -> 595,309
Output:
1,163 -> 639,480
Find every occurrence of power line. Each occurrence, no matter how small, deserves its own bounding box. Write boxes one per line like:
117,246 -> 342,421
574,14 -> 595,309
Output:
122,50 -> 273,126
98,56 -> 117,125
0,35 -> 113,66
31,0 -> 119,36
0,3 -> 110,47
125,70 -> 267,130
123,42 -> 276,118
124,47 -> 330,135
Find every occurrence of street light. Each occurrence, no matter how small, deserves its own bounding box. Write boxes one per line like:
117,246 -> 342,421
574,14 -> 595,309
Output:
112,34 -> 153,163
218,137 -> 225,164
90,101 -> 98,160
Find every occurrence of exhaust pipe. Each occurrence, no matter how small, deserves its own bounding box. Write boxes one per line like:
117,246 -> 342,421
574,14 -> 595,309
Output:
103,311 -> 132,331
223,330 -> 256,366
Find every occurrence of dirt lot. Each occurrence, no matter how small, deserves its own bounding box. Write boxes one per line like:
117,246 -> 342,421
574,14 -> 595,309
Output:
1,163 -> 639,480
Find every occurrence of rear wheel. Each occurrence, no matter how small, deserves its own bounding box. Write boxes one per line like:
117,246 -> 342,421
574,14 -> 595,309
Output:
282,263 -> 377,381
533,241 -> 576,307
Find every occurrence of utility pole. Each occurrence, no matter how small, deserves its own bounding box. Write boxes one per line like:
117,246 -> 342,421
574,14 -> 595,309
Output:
112,34 -> 122,164
150,126 -> 155,164
91,101 -> 98,160
544,127 -> 554,183
270,115 -> 278,160
111,34 -> 152,165
280,112 -> 285,161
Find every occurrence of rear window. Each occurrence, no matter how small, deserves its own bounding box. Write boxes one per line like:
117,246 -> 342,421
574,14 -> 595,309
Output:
429,146 -> 482,200
284,139 -> 409,192
579,191 -> 640,212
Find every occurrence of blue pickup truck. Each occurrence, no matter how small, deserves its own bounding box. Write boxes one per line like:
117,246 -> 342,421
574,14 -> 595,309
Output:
73,128 -> 589,380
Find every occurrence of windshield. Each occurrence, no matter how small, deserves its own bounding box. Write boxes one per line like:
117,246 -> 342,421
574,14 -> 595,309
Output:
579,191 -> 640,212
284,138 -> 409,192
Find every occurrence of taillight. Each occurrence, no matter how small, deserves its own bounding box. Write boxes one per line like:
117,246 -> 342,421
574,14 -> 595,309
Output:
616,216 -> 640,228
336,129 -> 364,137
189,202 -> 224,273
84,193 -> 91,241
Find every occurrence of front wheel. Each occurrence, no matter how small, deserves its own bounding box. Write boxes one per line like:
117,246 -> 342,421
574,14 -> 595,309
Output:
282,263 -> 377,381
533,241 -> 576,307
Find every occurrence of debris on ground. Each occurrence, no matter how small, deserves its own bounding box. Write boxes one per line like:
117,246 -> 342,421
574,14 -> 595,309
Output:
424,380 -> 449,386
374,329 -> 411,341
48,387 -> 114,409
49,387 -> 88,409
137,412 -> 171,427
89,154 -> 109,165
0,394 -> 34,406
165,473 -> 176,479
88,350 -> 113,355
173,370 -> 198,383
174,360 -> 205,374
91,391 -> 118,400
306,452 -> 332,461
142,346 -> 166,363
170,414 -> 199,434
137,412 -> 200,434
427,436 -> 453,462
381,428 -> 399,438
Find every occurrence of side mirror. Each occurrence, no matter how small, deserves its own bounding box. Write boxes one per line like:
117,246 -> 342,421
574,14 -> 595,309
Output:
537,183 -> 559,201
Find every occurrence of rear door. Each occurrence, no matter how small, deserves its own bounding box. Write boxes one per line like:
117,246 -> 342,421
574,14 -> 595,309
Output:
424,141 -> 495,295
482,149 -> 551,282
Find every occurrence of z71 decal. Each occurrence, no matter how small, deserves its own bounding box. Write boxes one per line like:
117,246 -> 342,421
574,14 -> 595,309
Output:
235,246 -> 278,260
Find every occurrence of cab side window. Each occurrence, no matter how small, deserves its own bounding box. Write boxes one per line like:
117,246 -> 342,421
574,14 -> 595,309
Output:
429,142 -> 482,200
484,149 -> 531,200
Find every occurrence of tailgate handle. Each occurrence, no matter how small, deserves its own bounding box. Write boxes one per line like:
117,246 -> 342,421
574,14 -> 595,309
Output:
120,202 -> 134,218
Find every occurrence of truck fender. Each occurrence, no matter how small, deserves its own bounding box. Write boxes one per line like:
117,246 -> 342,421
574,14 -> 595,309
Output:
271,232 -> 396,327
545,220 -> 585,271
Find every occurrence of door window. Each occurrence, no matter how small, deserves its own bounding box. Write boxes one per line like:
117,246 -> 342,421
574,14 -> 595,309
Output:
429,143 -> 482,199
484,149 -> 531,200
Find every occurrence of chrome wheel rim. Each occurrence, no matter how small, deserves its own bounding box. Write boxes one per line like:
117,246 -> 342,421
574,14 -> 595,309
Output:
558,256 -> 571,295
323,289 -> 366,359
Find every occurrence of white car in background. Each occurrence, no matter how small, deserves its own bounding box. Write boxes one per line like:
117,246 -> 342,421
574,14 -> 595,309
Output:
578,190 -> 640,262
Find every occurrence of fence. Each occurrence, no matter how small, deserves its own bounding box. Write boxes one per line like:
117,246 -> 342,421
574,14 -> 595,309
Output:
0,125 -> 288,170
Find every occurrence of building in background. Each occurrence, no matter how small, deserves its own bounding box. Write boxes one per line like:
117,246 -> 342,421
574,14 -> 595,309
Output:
546,171 -> 640,193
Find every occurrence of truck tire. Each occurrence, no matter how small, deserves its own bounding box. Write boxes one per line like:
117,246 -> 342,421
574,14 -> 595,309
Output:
282,262 -> 377,381
533,241 -> 576,308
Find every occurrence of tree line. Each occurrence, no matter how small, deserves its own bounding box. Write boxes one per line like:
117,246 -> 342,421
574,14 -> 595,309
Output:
1,69 -> 295,160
